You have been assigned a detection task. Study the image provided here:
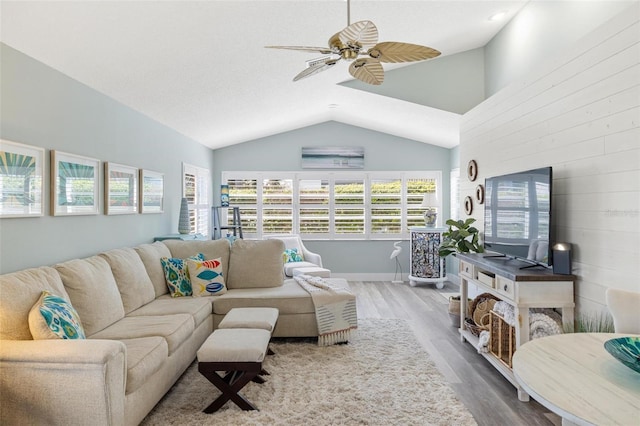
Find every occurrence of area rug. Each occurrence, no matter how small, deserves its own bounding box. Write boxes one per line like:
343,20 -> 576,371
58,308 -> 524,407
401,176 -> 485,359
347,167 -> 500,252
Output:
140,318 -> 477,426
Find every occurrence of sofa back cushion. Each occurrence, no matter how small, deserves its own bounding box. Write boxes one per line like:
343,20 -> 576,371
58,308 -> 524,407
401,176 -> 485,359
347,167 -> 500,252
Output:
0,266 -> 70,340
55,256 -> 125,336
227,239 -> 285,289
134,242 -> 172,298
100,248 -> 156,314
162,239 -> 231,277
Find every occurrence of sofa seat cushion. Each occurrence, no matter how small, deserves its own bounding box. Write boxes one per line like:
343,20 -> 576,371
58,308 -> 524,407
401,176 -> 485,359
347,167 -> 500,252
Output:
227,239 -> 285,289
0,266 -> 70,340
89,314 -> 194,355
100,248 -> 156,314
212,279 -> 314,315
134,242 -> 173,298
283,261 -> 319,278
55,256 -> 125,336
117,336 -> 168,394
128,296 -> 212,328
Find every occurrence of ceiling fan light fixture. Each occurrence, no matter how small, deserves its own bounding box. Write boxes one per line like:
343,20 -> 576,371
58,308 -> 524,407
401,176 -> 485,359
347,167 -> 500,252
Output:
266,1 -> 440,85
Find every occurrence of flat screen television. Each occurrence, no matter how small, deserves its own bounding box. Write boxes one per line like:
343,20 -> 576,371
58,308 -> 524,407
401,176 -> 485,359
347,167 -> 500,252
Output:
483,167 -> 553,268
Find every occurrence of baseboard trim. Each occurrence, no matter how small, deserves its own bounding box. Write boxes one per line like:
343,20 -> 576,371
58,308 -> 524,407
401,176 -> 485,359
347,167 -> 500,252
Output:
331,273 -> 408,282
331,273 -> 461,284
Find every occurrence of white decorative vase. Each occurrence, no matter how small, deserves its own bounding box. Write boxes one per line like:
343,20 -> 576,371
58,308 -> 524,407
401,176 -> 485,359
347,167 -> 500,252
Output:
178,198 -> 190,234
424,209 -> 437,227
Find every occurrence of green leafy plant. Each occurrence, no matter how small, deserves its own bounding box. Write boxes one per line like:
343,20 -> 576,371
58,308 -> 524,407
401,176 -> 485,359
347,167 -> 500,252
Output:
564,312 -> 615,333
438,218 -> 484,258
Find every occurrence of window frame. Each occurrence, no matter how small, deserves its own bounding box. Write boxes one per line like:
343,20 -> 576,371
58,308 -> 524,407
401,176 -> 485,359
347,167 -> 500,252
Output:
182,163 -> 211,236
222,170 -> 442,240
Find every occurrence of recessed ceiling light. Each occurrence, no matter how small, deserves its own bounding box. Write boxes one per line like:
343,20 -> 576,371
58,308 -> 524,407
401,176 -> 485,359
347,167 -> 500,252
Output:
488,11 -> 508,21
328,103 -> 339,109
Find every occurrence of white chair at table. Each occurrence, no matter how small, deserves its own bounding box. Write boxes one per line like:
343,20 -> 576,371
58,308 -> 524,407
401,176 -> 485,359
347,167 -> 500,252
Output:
605,288 -> 640,334
263,234 -> 323,278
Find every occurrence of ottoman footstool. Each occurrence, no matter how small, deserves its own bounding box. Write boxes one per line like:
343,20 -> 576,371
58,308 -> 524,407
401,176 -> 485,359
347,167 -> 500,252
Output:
219,307 -> 279,362
292,266 -> 331,278
218,307 -> 279,333
197,328 -> 271,412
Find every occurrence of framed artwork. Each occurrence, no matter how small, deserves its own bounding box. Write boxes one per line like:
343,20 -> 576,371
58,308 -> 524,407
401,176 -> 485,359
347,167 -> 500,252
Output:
139,169 -> 164,214
301,146 -> 364,169
105,162 -> 138,215
51,150 -> 100,216
0,140 -> 45,218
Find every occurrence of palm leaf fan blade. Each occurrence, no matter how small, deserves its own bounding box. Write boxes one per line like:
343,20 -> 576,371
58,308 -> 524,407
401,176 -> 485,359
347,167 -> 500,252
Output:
293,59 -> 339,82
338,20 -> 379,50
349,59 -> 384,85
369,42 -> 441,63
265,45 -> 335,55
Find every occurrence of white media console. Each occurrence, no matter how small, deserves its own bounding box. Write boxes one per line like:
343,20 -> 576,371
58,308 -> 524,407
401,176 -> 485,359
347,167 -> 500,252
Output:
456,252 -> 575,401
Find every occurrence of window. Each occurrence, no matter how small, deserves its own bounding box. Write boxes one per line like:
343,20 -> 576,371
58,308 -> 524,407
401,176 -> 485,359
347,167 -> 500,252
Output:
450,168 -> 460,221
183,163 -> 210,236
223,171 -> 441,240
262,178 -> 293,234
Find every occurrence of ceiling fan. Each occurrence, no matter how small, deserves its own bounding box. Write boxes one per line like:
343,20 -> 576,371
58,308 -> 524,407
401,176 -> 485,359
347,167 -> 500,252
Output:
266,0 -> 441,85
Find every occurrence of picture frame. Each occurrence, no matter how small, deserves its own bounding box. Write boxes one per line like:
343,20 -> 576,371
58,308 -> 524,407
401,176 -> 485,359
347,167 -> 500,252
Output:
105,162 -> 138,215
139,169 -> 164,214
0,139 -> 45,218
51,150 -> 100,216
301,146 -> 364,169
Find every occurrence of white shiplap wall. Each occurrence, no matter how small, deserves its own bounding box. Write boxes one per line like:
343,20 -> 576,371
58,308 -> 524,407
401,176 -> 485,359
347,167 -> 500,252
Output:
460,5 -> 640,313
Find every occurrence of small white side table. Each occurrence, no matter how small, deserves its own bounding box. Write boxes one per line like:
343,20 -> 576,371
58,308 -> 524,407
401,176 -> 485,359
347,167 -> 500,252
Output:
408,227 -> 446,289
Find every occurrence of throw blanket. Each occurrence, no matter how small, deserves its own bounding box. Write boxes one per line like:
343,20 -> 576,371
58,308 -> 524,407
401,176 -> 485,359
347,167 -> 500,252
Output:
294,275 -> 358,346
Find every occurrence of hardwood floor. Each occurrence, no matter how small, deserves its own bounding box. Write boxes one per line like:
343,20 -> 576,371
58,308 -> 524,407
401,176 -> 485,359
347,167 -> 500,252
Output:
348,280 -> 561,426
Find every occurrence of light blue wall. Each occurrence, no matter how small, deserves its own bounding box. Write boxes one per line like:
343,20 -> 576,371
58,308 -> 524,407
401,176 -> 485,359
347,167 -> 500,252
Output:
341,48 -> 485,114
213,121 -> 452,275
0,44 -> 214,273
484,0 -> 635,96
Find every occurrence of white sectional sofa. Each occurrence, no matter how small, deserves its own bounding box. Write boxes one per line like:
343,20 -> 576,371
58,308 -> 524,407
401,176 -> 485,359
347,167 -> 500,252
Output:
0,238 -> 348,426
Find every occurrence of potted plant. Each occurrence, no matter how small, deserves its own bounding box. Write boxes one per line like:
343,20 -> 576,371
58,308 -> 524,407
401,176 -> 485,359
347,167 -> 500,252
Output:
438,218 -> 484,258
438,218 -> 483,325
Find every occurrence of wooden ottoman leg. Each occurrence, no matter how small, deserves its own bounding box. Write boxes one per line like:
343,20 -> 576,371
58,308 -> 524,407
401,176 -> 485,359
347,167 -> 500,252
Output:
199,362 -> 262,412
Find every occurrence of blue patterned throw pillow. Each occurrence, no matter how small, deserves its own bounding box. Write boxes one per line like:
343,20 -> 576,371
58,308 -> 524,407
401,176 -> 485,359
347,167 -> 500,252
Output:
160,253 -> 205,297
283,248 -> 304,263
28,291 -> 86,340
186,257 -> 227,296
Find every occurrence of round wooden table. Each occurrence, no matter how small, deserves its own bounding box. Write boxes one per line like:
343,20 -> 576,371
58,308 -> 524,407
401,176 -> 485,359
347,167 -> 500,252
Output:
512,333 -> 640,426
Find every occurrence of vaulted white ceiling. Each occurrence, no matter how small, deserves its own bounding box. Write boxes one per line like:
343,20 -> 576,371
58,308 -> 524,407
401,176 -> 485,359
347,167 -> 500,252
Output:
0,1 -> 528,149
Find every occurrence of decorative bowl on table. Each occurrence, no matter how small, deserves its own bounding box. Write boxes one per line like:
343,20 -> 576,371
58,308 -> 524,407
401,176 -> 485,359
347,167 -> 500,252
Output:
604,337 -> 640,373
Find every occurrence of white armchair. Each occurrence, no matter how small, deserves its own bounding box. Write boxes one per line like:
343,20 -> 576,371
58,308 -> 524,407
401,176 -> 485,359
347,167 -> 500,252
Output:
606,288 -> 640,334
263,234 -> 323,277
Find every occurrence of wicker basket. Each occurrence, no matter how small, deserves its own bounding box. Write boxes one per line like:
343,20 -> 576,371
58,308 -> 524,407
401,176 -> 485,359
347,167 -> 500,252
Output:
448,296 -> 473,326
464,293 -> 501,335
489,310 -> 516,367
469,293 -> 501,317
464,318 -> 484,336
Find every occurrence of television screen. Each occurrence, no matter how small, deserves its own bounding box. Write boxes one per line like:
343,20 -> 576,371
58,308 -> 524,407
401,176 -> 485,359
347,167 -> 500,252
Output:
483,167 -> 553,267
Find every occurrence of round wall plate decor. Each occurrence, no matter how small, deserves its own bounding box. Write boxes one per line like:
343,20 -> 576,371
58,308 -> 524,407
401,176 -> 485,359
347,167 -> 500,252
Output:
476,184 -> 485,204
464,196 -> 473,215
467,160 -> 478,182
